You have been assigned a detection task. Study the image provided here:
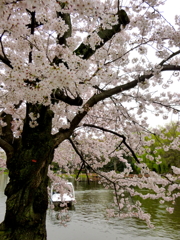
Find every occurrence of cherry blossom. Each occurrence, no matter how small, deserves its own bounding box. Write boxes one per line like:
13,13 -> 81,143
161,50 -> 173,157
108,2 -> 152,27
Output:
0,0 -> 180,237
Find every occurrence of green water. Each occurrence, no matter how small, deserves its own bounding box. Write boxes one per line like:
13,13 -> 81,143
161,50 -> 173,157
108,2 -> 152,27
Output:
1,173 -> 180,240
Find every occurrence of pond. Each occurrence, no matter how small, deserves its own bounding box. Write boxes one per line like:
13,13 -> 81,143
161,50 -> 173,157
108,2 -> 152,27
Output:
0,173 -> 180,240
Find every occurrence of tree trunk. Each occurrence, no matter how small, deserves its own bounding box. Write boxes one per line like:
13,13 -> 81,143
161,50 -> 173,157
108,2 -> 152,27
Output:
0,104 -> 55,240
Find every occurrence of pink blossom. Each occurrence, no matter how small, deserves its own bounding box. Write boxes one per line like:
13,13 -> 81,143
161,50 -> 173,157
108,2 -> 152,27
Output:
171,166 -> 180,175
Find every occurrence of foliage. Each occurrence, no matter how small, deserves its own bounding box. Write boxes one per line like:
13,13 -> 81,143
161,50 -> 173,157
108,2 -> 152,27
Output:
0,0 -> 180,238
101,155 -> 140,173
139,122 -> 180,173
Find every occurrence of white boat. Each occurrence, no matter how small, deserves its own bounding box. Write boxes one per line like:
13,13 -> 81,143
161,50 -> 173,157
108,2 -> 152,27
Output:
50,182 -> 75,207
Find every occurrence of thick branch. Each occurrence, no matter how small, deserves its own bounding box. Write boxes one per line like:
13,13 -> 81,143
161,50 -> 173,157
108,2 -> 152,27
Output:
27,10 -> 36,63
88,64 -> 180,104
161,64 -> 180,71
53,62 -> 180,147
51,89 -> 83,106
74,9 -> 130,59
53,49 -> 180,147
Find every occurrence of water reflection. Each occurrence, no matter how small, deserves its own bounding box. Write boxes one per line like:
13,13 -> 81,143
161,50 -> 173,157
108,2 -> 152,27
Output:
0,173 -> 180,240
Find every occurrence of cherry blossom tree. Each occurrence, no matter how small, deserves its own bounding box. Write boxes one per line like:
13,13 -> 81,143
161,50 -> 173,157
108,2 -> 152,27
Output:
0,0 -> 180,239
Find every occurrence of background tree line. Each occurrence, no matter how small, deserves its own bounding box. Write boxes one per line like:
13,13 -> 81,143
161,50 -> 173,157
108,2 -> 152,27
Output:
101,122 -> 180,174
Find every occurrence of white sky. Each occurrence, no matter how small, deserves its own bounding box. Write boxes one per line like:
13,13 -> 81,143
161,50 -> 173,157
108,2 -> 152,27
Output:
161,0 -> 179,24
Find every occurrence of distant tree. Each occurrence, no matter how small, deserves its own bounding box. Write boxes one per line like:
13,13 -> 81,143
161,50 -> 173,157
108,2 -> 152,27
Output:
140,122 -> 180,173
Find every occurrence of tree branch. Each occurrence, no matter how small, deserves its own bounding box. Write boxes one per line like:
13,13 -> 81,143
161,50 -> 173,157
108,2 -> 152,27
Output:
161,64 -> 180,71
26,10 -> 36,63
56,11 -> 72,46
83,124 -> 140,164
51,89 -> 83,106
53,49 -> 180,147
68,137 -> 115,184
74,9 -> 130,59
53,61 -> 180,147
26,8 -> 43,30
68,138 -> 90,183
157,49 -> 180,67
0,54 -> 13,69
52,4 -> 72,65
69,135 -> 126,213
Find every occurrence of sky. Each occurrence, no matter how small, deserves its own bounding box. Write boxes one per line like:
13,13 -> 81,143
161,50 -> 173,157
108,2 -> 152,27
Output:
161,0 -> 179,24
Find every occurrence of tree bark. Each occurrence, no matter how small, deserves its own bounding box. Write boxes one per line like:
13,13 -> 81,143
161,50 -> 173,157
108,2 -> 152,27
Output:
0,104 -> 55,240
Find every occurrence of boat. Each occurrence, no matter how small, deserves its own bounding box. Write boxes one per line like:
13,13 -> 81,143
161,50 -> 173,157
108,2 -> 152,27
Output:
50,182 -> 75,207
